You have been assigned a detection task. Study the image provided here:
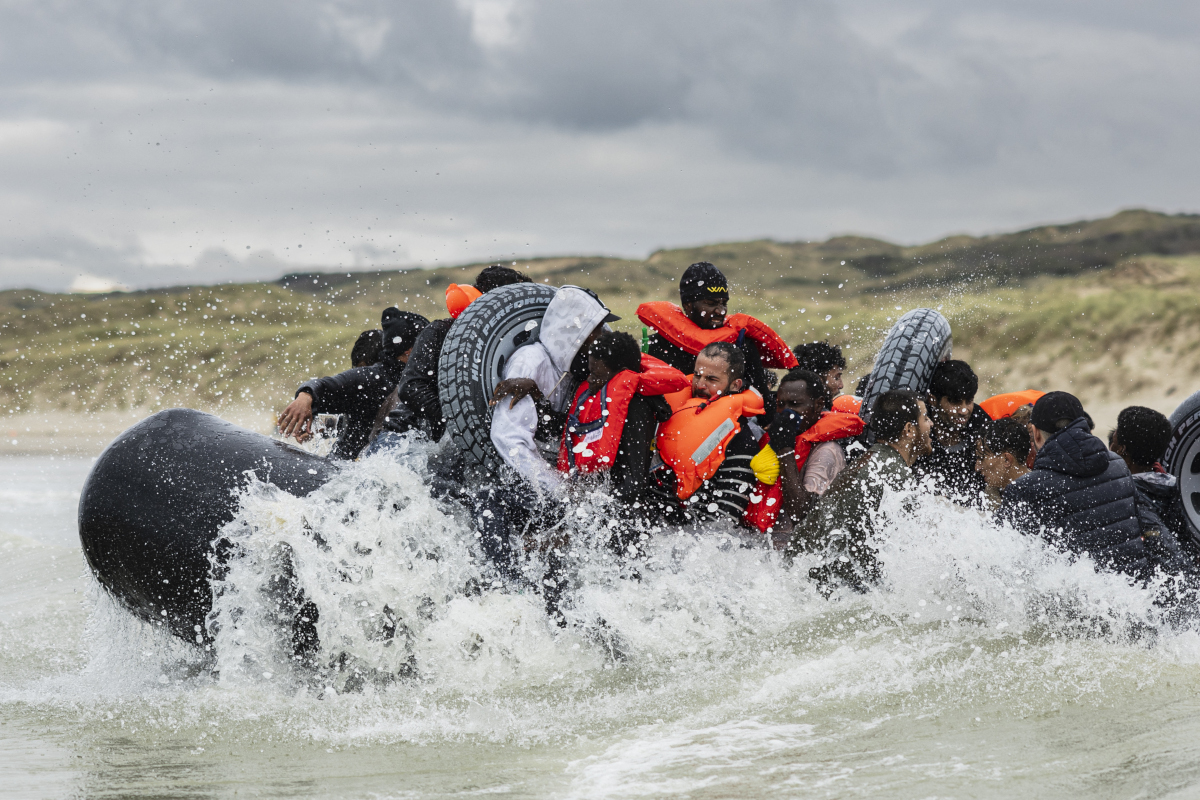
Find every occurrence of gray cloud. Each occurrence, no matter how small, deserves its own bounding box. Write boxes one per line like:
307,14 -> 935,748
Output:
0,1 -> 1198,290
0,230 -> 294,292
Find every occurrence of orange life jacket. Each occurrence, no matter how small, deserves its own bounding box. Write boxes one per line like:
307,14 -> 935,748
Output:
656,384 -> 766,500
831,394 -> 862,414
743,411 -> 865,533
446,284 -> 483,319
557,355 -> 688,474
979,390 -> 1045,421
636,301 -> 799,370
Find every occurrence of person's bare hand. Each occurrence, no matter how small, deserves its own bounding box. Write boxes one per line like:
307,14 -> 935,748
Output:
278,392 -> 315,442
491,378 -> 542,409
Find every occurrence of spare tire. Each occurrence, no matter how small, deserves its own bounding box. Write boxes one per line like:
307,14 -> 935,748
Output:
859,308 -> 953,423
438,282 -> 559,475
1163,390 -> 1200,545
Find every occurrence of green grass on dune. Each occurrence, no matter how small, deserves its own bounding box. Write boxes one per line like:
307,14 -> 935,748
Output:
3,211 -> 1200,419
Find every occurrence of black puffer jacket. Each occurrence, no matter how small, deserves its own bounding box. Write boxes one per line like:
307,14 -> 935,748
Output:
997,417 -> 1178,575
297,358 -> 406,460
1134,472 -> 1198,563
374,318 -> 453,441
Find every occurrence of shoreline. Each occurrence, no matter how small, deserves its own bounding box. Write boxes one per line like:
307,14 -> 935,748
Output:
0,405 -> 279,458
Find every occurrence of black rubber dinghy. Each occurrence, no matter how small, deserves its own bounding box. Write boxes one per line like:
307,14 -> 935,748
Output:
1164,390 -> 1200,546
859,308 -> 953,423
438,282 -> 559,475
77,408 -> 338,641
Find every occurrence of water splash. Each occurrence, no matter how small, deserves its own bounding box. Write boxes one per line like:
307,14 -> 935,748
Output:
11,442 -> 1200,756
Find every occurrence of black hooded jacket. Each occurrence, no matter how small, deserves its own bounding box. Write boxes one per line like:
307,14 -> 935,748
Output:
373,318 -> 453,441
298,358 -> 407,460
997,417 -> 1184,575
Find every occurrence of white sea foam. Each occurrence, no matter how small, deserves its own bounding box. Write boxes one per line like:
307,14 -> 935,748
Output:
7,448 -> 1200,797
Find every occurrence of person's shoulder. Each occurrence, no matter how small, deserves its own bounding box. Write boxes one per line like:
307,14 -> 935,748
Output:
1134,471 -> 1177,494
869,442 -> 907,467
1095,450 -> 1136,484
1007,467 -> 1055,499
426,318 -> 454,337
342,364 -> 381,381
810,439 -> 842,456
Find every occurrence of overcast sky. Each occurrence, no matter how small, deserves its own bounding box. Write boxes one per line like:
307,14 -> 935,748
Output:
1,0 -> 1198,292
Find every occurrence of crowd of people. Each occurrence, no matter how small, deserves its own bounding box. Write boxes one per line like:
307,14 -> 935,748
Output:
277,262 -> 1197,615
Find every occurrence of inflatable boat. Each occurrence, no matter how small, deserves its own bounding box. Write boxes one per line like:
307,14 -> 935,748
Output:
80,296 -> 957,643
78,408 -> 338,640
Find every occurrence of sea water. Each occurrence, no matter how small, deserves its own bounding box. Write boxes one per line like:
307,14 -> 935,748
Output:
5,444 -> 1200,800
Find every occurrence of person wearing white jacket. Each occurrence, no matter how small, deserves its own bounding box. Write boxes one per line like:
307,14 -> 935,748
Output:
480,286 -> 617,620
489,285 -> 619,491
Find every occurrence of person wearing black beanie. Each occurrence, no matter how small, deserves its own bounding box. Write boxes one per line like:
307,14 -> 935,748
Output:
278,306 -> 429,459
380,307 -> 428,361
678,261 -> 730,311
636,261 -> 798,421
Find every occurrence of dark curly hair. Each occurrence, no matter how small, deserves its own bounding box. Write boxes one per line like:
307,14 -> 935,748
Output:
474,265 -> 532,293
699,341 -> 745,382
929,360 -> 978,404
793,341 -> 845,373
590,331 -> 642,374
984,417 -> 1031,461
778,367 -> 830,404
1114,406 -> 1173,470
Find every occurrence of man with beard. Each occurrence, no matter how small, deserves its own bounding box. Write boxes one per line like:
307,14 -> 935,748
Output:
787,389 -> 933,593
648,341 -> 767,523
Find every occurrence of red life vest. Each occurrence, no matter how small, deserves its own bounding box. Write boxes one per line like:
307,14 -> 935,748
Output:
557,355 -> 688,474
979,390 -> 1045,421
636,302 -> 798,370
831,394 -> 862,414
743,411 -> 865,533
656,385 -> 766,500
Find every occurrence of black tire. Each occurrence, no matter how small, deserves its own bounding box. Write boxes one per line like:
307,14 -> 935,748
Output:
1168,390 -> 1200,432
438,282 -> 559,476
859,308 -> 953,423
1163,390 -> 1200,545
78,409 -> 338,641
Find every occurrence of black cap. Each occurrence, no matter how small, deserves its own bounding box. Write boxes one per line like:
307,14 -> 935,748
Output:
680,262 -> 729,304
1031,391 -> 1094,432
380,308 -> 429,357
